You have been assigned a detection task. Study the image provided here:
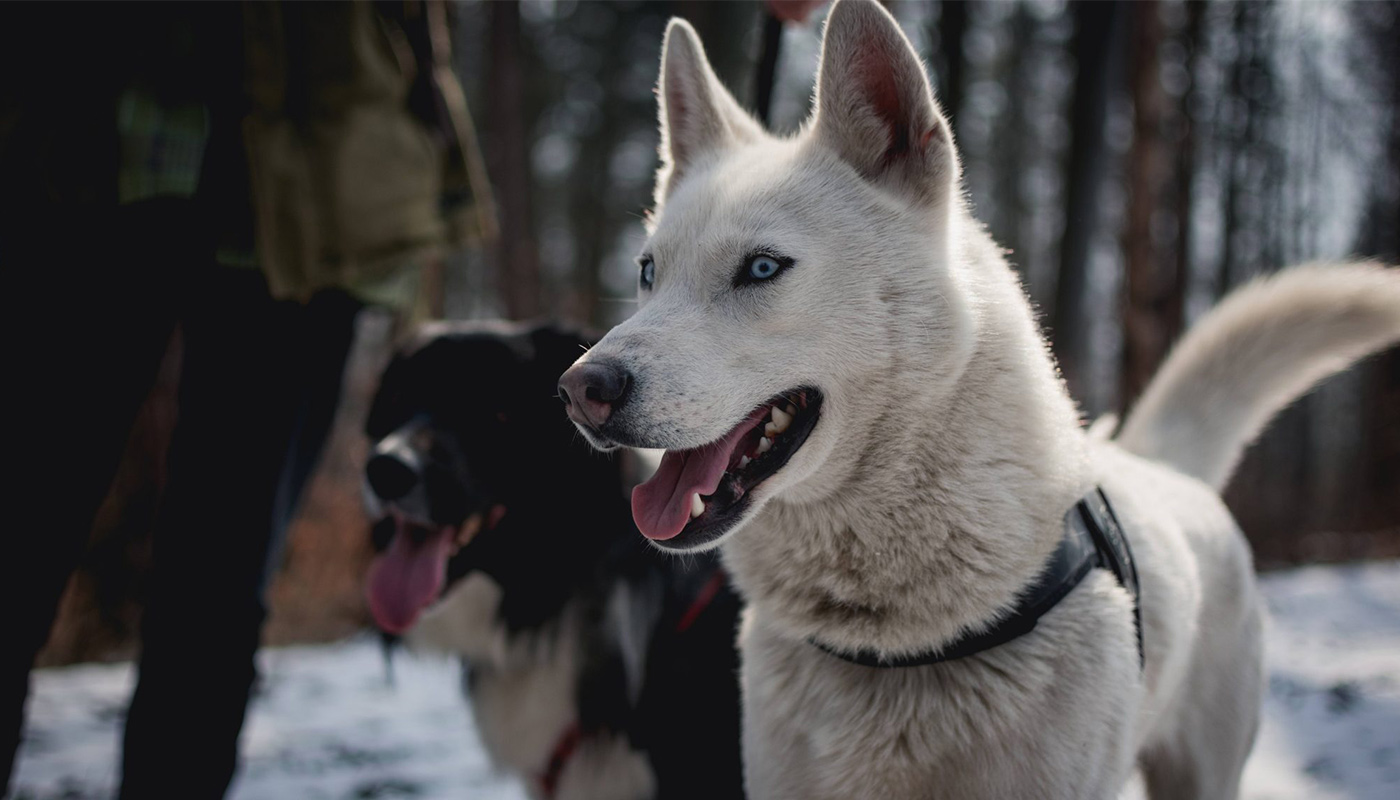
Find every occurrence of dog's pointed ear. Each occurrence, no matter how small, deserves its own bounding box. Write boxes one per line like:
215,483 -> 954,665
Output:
812,0 -> 958,208
655,18 -> 763,203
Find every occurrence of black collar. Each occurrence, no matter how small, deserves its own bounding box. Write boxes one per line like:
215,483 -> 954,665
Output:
809,488 -> 1142,669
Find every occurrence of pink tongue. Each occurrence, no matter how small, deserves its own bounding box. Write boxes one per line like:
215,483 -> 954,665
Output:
366,525 -> 454,634
631,410 -> 766,540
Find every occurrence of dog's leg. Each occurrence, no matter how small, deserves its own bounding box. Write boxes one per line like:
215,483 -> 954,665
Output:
1140,561 -> 1263,800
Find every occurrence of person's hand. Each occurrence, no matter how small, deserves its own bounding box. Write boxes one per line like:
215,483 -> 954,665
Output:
766,0 -> 825,25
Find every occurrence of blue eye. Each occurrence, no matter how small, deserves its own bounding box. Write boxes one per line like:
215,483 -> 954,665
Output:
748,255 -> 782,281
733,251 -> 792,287
639,257 -> 655,289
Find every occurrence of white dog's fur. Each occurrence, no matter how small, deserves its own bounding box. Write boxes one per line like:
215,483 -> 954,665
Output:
566,1 -> 1400,797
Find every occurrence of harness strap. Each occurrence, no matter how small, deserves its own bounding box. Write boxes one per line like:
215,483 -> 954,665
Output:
1079,488 -> 1142,665
809,487 -> 1142,669
539,722 -> 582,799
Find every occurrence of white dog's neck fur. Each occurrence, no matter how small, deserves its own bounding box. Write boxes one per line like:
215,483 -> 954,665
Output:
723,205 -> 1090,657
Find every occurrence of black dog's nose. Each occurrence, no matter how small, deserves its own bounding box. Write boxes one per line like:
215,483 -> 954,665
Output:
367,453 -> 420,501
558,361 -> 630,429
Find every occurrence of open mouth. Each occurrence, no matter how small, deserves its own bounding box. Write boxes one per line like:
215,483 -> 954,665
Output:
365,510 -> 484,634
632,387 -> 822,551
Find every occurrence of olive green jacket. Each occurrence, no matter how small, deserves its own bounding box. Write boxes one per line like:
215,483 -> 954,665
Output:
241,1 -> 496,317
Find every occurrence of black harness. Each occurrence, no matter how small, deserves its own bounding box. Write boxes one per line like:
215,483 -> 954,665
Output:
810,488 -> 1142,669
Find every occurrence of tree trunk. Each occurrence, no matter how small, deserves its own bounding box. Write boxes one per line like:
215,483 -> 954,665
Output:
992,4 -> 1033,275
1354,0 -> 1400,537
1051,0 -> 1125,405
936,0 -> 967,122
570,7 -> 629,327
1119,0 -> 1179,409
1172,0 -> 1203,329
753,12 -> 783,127
486,0 -> 541,320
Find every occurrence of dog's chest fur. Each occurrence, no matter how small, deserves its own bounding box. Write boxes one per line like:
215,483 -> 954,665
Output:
409,575 -> 656,800
738,569 -> 1140,799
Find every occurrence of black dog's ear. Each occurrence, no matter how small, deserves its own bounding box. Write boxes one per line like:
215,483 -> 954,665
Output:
528,323 -> 595,373
527,323 -> 596,407
365,351 -> 410,440
366,323 -> 456,439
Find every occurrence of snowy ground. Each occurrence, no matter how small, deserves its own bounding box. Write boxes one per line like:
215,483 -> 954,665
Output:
12,562 -> 1400,800
11,641 -> 527,800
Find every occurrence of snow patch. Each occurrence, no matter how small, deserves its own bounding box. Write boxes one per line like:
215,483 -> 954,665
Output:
12,562 -> 1400,799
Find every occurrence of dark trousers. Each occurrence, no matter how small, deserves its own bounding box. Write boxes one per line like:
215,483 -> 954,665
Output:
2,199 -> 361,798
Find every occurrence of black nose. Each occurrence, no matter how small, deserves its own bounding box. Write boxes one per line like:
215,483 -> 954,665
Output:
558,361 -> 631,429
367,453 -> 419,501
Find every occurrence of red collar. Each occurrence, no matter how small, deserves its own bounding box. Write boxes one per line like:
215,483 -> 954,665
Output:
539,721 -> 582,798
675,570 -> 725,634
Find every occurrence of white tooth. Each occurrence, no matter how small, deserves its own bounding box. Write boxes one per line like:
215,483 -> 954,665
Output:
690,493 -> 705,518
786,403 -> 798,416
756,437 -> 773,454
764,422 -> 779,437
770,407 -> 792,433
738,455 -> 751,469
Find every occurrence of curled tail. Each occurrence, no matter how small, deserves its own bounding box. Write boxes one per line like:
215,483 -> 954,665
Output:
1116,262 -> 1400,490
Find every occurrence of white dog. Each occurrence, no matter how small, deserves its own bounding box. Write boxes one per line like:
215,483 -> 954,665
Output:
557,0 -> 1400,797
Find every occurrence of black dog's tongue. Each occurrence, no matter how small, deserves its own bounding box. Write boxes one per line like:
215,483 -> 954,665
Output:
366,520 -> 454,634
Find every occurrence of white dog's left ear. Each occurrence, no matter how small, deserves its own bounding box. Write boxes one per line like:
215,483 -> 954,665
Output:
655,18 -> 763,203
812,0 -> 958,208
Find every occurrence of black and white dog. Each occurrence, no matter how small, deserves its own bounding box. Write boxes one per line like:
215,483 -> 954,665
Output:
362,321 -> 744,800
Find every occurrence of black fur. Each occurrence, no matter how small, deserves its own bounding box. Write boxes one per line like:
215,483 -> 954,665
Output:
366,322 -> 744,799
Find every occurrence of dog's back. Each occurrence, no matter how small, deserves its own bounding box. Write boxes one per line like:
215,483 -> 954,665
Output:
1095,263 -> 1400,797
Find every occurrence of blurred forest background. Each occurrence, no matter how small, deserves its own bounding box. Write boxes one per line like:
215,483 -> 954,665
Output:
41,0 -> 1400,666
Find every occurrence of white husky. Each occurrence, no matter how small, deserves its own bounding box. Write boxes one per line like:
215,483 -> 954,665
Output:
557,0 -> 1400,797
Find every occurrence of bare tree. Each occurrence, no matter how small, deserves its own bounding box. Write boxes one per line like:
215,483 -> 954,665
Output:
934,0 -> 968,122
487,0 -> 541,320
1172,0 -> 1203,337
1052,0 -> 1125,404
1354,0 -> 1400,538
1120,0 -> 1182,408
562,4 -> 631,327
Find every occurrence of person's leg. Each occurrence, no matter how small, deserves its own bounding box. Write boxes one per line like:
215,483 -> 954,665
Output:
119,267 -> 292,799
262,289 -> 365,589
118,275 -> 360,799
1,200 -> 187,792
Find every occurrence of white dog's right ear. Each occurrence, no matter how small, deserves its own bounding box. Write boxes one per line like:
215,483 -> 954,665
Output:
812,0 -> 958,208
655,19 -> 762,203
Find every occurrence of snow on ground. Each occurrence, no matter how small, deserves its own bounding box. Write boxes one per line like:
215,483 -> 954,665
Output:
11,562 -> 1400,800
11,643 -> 527,800
1238,561 -> 1400,799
